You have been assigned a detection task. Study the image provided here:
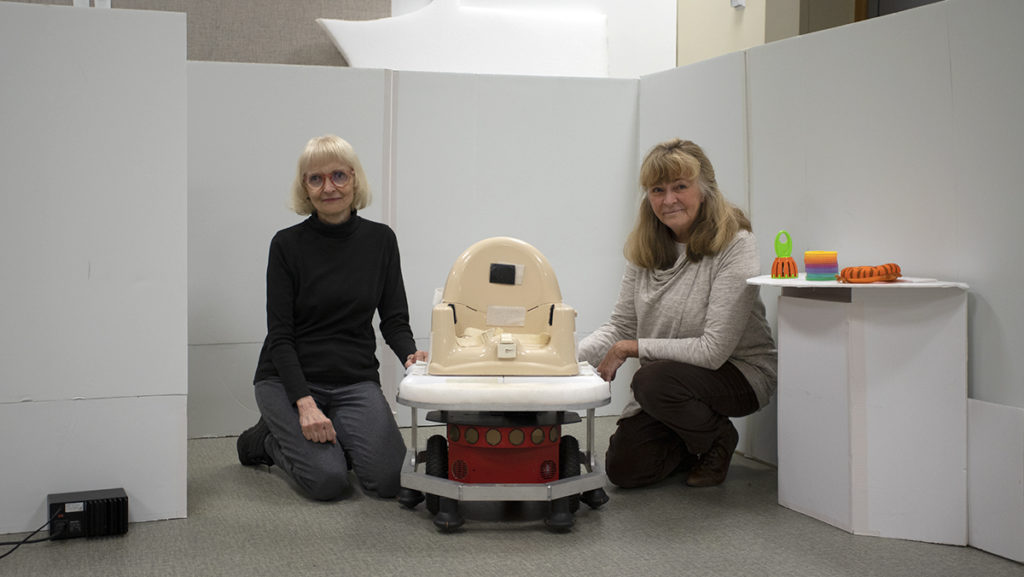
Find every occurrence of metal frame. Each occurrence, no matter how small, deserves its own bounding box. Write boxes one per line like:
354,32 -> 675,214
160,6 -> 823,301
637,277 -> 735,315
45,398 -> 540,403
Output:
401,406 -> 606,502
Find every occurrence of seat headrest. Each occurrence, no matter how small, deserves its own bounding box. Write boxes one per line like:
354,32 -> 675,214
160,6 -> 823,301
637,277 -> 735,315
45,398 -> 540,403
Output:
441,237 -> 562,310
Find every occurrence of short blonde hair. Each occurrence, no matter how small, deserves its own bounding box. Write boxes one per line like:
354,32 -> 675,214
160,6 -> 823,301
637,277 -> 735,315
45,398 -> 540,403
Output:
625,139 -> 751,269
290,135 -> 372,215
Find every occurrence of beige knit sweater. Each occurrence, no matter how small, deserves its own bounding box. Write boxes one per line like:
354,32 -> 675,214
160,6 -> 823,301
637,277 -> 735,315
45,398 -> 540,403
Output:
578,229 -> 777,418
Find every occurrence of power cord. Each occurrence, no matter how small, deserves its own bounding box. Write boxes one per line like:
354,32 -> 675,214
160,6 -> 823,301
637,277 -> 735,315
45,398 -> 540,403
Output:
0,510 -> 65,561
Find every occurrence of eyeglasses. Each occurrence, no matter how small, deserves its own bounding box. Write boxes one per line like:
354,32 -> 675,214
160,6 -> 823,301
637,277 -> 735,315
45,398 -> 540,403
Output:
304,169 -> 352,191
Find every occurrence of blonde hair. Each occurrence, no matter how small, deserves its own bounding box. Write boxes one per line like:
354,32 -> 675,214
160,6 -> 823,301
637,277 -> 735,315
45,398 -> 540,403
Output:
625,139 -> 751,269
289,135 -> 372,215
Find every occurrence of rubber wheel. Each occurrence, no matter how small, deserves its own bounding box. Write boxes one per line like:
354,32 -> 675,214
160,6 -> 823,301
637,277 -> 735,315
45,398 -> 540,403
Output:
425,435 -> 448,515
559,435 -> 581,513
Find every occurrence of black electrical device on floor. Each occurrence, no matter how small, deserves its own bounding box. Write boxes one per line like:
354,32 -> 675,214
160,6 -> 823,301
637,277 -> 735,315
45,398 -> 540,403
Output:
47,488 -> 129,540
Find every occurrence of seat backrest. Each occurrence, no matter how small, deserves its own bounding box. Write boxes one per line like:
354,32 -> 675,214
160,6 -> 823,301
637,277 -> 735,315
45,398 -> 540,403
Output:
428,237 -> 578,376
440,236 -> 562,314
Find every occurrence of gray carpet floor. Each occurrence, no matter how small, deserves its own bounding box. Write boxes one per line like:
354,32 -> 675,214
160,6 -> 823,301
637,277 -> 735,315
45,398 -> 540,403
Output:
2,417 -> 1021,577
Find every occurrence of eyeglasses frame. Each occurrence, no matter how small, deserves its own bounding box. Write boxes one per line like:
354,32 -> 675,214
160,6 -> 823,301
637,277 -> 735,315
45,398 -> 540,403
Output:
303,168 -> 354,192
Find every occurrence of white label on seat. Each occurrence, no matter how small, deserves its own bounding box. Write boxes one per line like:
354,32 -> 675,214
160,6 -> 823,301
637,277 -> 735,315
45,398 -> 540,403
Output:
486,305 -> 526,326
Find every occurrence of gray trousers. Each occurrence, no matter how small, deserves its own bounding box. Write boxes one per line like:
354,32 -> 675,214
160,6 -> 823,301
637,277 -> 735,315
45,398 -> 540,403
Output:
254,378 -> 406,501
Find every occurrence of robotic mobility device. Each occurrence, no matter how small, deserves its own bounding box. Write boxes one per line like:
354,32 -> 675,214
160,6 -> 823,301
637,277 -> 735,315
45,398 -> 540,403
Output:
396,237 -> 611,532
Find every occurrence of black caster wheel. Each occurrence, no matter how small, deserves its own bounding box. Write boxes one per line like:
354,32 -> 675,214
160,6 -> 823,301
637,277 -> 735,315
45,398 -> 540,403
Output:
433,497 -> 464,532
581,487 -> 609,509
398,487 -> 425,509
545,497 -> 575,533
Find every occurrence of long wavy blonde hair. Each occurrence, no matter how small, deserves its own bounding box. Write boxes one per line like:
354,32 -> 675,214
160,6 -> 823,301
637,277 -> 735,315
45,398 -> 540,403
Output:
625,139 -> 751,270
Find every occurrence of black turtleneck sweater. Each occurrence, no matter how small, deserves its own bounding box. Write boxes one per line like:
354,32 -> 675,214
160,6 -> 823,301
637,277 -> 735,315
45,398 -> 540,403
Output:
253,213 -> 417,404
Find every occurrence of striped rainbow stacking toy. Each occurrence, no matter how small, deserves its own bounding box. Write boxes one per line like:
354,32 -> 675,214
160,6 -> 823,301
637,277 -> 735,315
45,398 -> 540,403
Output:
804,251 -> 838,281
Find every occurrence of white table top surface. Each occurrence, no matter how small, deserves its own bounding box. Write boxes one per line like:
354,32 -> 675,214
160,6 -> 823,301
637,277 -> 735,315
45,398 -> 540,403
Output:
748,274 -> 968,290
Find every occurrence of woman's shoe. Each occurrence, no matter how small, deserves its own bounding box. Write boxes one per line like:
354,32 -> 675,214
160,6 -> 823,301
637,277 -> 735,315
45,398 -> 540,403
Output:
686,422 -> 739,487
236,418 -> 273,467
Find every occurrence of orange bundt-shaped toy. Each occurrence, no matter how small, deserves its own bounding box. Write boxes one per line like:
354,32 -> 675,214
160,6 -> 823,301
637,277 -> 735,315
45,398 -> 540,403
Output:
772,257 -> 798,279
771,231 -> 799,279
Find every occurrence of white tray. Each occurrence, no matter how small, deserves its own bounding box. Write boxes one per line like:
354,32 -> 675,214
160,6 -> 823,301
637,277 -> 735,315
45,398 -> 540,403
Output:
397,361 -> 611,411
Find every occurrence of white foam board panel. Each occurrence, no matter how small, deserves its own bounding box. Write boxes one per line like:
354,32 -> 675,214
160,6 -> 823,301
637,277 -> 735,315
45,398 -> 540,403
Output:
747,3 -> 957,277
0,395 -> 187,534
637,52 -> 750,213
0,3 -> 187,403
947,0 -> 1024,409
188,63 -> 392,346
967,399 -> 1024,563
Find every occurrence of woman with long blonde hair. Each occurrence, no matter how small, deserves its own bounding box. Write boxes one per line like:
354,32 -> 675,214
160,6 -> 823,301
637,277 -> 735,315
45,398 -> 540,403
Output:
579,139 -> 777,488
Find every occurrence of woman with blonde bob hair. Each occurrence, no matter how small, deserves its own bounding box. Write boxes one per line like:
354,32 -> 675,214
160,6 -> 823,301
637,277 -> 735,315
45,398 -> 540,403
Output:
288,135 -> 372,217
579,139 -> 777,489
237,134 -> 427,501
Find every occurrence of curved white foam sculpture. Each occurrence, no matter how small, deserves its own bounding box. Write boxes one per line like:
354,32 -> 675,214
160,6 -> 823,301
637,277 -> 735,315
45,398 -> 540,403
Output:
317,0 -> 608,77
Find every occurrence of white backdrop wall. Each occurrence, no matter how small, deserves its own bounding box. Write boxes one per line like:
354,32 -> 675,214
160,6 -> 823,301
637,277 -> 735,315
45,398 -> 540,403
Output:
946,0 -> 1024,410
0,3 -> 187,533
947,0 -> 1024,558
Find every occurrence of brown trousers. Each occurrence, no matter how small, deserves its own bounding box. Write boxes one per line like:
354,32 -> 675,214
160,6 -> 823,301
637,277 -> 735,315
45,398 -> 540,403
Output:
605,360 -> 759,488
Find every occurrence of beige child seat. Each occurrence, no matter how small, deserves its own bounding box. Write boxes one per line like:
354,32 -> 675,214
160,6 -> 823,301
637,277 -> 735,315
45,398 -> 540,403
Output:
428,237 -> 579,376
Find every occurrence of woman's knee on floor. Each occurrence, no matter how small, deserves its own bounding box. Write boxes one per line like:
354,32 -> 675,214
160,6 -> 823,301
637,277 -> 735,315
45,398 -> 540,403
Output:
353,449 -> 404,498
359,469 -> 402,499
606,452 -> 645,488
605,433 -> 675,489
605,411 -> 685,489
299,464 -> 351,501
606,447 -> 665,489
